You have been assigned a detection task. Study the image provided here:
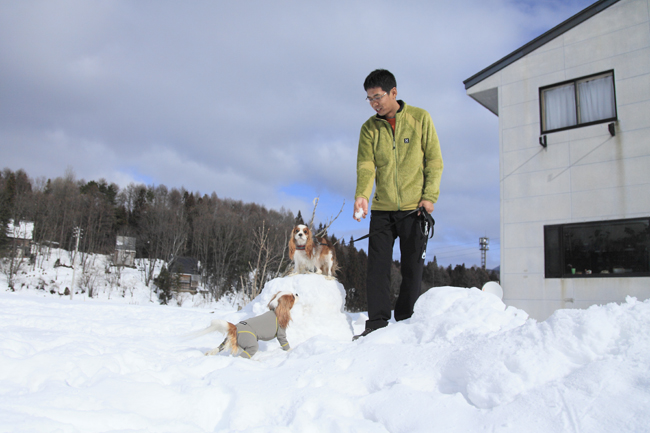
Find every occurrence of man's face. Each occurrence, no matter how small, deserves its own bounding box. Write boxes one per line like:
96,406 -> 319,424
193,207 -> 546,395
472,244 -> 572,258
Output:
366,86 -> 399,118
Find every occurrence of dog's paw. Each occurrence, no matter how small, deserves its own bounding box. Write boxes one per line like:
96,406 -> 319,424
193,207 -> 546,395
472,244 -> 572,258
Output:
205,348 -> 221,356
324,275 -> 337,281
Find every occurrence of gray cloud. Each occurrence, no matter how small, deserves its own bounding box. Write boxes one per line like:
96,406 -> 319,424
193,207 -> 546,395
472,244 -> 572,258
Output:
0,0 -> 595,269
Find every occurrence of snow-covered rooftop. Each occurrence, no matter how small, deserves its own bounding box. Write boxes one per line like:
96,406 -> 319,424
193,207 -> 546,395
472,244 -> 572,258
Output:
7,219 -> 34,240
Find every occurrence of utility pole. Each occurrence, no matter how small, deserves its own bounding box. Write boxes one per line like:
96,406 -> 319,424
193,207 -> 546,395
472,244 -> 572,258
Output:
70,227 -> 82,300
479,237 -> 489,269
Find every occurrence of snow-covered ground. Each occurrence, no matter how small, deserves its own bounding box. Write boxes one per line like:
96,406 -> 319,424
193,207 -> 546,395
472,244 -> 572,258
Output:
1,251 -> 650,432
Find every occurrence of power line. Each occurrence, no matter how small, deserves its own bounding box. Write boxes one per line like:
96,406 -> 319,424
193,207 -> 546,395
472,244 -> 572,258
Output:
433,238 -> 500,252
432,242 -> 500,257
434,248 -> 477,258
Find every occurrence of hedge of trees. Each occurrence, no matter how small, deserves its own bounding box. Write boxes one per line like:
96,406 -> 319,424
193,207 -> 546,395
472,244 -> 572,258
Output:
1,168 -> 498,310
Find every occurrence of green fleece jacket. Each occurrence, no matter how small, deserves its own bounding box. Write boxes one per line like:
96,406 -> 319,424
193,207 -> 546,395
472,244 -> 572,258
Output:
355,101 -> 443,211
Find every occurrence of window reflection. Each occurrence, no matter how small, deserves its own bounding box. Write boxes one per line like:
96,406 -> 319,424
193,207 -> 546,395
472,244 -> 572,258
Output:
545,218 -> 650,278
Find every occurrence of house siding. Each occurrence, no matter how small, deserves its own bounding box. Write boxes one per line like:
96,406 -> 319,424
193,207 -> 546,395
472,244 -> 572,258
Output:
467,0 -> 650,320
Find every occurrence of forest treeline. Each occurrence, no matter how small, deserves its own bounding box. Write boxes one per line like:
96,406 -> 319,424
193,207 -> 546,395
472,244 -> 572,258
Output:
1,168 -> 498,311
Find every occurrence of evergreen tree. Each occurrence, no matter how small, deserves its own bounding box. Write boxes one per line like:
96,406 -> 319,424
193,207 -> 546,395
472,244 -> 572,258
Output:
450,264 -> 468,287
422,258 -> 436,289
153,265 -> 178,305
344,247 -> 367,312
0,174 -> 10,253
433,259 -> 452,287
0,167 -> 502,304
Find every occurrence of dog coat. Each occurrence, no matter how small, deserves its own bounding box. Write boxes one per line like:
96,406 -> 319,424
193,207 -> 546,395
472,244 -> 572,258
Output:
235,310 -> 290,358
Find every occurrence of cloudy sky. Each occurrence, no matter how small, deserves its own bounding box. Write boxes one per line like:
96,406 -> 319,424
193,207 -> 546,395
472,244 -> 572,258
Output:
0,0 -> 595,269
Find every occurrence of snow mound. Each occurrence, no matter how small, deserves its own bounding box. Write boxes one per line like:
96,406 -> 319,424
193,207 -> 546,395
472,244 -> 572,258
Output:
361,286 -> 528,348
438,295 -> 650,409
411,286 -> 529,342
210,274 -> 352,350
3,253 -> 650,432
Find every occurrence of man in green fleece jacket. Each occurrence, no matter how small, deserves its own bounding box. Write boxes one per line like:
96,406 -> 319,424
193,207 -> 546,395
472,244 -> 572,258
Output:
353,69 -> 443,340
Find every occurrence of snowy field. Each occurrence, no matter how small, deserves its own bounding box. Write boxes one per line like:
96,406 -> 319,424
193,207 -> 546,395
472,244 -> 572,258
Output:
1,251 -> 650,432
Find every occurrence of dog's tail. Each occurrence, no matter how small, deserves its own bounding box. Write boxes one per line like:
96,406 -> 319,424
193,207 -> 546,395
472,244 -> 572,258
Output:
317,236 -> 339,277
185,319 -> 239,355
183,319 -> 235,341
217,321 -> 238,354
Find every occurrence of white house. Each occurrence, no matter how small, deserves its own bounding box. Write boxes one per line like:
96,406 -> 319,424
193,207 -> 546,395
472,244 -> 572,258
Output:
114,236 -> 136,267
464,0 -> 650,320
7,219 -> 34,258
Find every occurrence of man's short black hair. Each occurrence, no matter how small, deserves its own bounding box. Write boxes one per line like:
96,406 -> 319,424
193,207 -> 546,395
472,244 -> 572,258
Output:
364,69 -> 397,92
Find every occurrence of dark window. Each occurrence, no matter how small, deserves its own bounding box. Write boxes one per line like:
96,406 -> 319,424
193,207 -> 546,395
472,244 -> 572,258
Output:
540,70 -> 617,134
544,218 -> 650,278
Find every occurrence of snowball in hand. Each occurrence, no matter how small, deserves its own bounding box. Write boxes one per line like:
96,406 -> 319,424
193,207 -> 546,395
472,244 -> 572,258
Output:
354,209 -> 364,219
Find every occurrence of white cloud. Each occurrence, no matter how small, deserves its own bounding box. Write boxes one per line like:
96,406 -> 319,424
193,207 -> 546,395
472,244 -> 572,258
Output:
0,0 -> 595,267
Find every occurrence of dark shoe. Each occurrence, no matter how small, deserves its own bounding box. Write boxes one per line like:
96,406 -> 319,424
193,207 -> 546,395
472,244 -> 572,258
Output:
352,328 -> 376,341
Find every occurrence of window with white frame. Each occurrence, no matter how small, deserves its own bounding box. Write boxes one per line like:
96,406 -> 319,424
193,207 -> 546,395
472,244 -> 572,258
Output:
540,70 -> 617,133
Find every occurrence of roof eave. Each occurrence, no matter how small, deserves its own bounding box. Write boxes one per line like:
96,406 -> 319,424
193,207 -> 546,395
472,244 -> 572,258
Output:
463,0 -> 622,90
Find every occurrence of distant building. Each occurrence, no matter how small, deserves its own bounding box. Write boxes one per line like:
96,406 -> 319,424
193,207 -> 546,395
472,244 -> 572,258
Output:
464,0 -> 650,320
7,220 -> 34,258
169,257 -> 202,294
113,236 -> 136,267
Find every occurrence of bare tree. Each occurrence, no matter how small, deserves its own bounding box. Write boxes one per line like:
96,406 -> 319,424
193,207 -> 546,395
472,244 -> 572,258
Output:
136,185 -> 188,286
1,221 -> 30,290
188,193 -> 217,289
0,169 -> 34,290
242,221 -> 289,301
207,204 -> 246,300
306,197 -> 345,240
77,179 -> 118,259
47,169 -> 81,250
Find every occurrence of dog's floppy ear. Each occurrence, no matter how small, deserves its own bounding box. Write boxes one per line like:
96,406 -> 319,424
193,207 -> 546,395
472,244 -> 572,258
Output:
268,292 -> 278,310
305,227 -> 314,259
288,231 -> 296,260
268,290 -> 296,310
275,293 -> 296,329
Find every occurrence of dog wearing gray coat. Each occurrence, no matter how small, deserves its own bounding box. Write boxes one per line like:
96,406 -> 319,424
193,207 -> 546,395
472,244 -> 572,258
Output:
186,291 -> 296,359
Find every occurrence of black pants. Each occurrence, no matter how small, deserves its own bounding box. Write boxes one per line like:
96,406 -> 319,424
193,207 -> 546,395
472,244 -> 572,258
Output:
365,210 -> 426,330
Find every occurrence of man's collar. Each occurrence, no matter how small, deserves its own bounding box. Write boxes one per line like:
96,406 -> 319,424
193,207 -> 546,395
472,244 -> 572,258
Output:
376,100 -> 404,120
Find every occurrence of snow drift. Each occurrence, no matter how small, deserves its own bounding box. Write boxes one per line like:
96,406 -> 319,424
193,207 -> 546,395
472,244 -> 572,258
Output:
1,269 -> 650,432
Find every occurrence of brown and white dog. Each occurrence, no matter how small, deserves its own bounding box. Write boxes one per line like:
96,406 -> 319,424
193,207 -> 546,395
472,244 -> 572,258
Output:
188,291 -> 297,358
288,224 -> 337,278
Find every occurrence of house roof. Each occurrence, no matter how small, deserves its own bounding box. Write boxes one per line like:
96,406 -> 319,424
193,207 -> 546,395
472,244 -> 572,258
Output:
116,236 -> 136,251
169,256 -> 200,275
7,220 -> 34,240
463,0 -> 621,90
